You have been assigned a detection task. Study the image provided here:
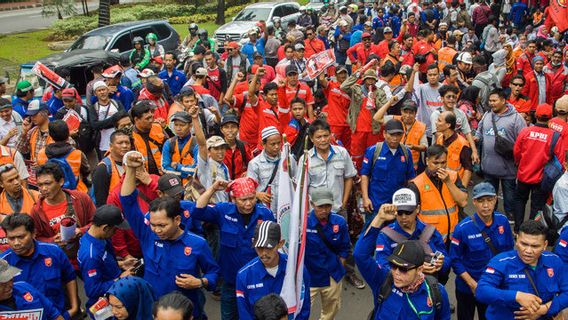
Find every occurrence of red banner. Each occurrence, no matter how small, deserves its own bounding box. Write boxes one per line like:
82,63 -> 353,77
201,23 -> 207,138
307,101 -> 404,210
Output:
306,49 -> 336,80
546,0 -> 568,33
31,62 -> 70,90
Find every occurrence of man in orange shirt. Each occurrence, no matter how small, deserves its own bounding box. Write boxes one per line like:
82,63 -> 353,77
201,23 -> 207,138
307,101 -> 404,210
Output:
507,75 -> 531,114
303,26 -> 325,58
0,164 -> 38,214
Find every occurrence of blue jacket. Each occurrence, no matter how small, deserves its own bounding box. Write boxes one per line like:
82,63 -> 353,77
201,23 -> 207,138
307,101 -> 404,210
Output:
375,219 -> 450,274
241,39 -> 266,65
450,212 -> 514,294
236,253 -> 310,320
2,241 -> 75,319
11,97 -> 29,117
47,96 -> 63,116
120,191 -> 219,318
192,202 -> 275,285
476,250 -> 568,319
554,227 -> 568,263
305,211 -> 351,287
508,2 -> 528,25
354,226 -> 451,320
161,135 -> 198,179
77,232 -> 121,309
90,86 -> 134,111
143,200 -> 203,235
372,16 -> 387,30
159,69 -> 187,96
360,143 -> 415,213
0,281 -> 62,320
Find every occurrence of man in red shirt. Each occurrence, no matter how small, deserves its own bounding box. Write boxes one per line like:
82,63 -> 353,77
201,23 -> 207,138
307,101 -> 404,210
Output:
522,56 -> 552,110
507,75 -> 531,114
249,68 -> 282,149
251,53 -> 275,87
375,27 -> 394,59
204,51 -> 227,103
303,26 -> 325,58
513,103 -> 565,232
225,72 -> 259,147
220,113 -> 251,178
515,40 -> 537,78
319,66 -> 351,149
347,32 -> 380,70
277,64 -> 315,120
549,95 -> 568,150
412,29 -> 437,74
543,50 -> 568,103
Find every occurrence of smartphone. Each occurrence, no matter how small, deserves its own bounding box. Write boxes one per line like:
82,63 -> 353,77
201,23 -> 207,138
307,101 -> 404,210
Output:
131,258 -> 144,276
430,251 -> 443,265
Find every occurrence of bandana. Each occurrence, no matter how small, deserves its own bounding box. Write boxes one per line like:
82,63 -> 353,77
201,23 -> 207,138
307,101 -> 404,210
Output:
400,272 -> 425,293
227,177 -> 259,198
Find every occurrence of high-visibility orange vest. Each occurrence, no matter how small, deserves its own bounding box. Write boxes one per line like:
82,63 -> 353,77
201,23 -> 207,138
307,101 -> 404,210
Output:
0,146 -> 16,165
99,156 -> 123,193
170,136 -> 196,166
412,171 -> 459,239
394,117 -> 426,169
436,134 -> 469,179
437,47 -> 457,73
30,128 -> 54,162
0,188 -> 38,214
36,148 -> 87,193
132,123 -> 165,174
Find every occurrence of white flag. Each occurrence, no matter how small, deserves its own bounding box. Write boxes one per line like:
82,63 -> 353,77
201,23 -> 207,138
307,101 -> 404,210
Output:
277,142 -> 293,248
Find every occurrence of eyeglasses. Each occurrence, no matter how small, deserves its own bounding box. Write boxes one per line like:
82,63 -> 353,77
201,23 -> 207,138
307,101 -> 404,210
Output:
0,164 -> 15,175
397,210 -> 415,216
511,82 -> 524,87
391,265 -> 416,273
306,33 -> 313,36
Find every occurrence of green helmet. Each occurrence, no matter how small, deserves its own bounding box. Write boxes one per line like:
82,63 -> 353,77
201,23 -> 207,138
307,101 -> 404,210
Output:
146,33 -> 158,43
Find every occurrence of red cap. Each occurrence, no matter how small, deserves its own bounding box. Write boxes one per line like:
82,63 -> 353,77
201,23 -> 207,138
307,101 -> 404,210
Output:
227,41 -> 240,49
536,103 -> 553,119
61,88 -> 77,98
152,56 -> 163,64
362,32 -> 372,38
102,65 -> 122,78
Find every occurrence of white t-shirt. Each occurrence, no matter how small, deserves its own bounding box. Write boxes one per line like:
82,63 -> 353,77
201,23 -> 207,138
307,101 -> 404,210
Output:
265,265 -> 278,277
97,102 -> 118,151
0,111 -> 22,148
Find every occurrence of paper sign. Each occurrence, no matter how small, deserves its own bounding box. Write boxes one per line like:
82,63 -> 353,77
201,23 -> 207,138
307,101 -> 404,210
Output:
63,110 -> 81,133
31,62 -> 71,90
306,49 -> 336,80
0,308 -> 43,320
89,297 -> 114,320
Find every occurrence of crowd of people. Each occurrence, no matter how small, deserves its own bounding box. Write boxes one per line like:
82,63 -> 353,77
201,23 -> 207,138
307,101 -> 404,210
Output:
0,0 -> 568,319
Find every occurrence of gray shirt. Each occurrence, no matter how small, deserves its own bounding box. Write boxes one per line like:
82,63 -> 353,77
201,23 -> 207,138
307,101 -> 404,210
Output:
414,82 -> 443,137
536,72 -> 547,104
197,154 -> 229,203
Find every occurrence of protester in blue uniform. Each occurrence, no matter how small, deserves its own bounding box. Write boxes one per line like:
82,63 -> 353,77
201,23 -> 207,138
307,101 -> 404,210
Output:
12,80 -> 34,117
555,227 -> 568,263
374,188 -> 450,279
476,220 -> 568,320
450,182 -> 515,320
194,177 -> 275,319
120,151 -> 219,320
78,204 -> 131,310
236,221 -> 310,320
0,258 -> 64,320
305,187 -> 351,319
90,66 -> 135,111
159,52 -> 187,96
1,213 -> 79,320
354,204 -> 451,320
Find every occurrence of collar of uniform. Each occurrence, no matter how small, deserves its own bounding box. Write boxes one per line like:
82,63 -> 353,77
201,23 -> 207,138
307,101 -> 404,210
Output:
259,252 -> 288,278
259,151 -> 279,164
310,145 -> 337,161
514,250 -> 553,269
9,240 -> 41,261
83,232 -> 108,252
391,219 -> 425,238
378,143 -> 403,157
307,210 -> 334,227
443,132 -> 458,146
473,212 -> 494,229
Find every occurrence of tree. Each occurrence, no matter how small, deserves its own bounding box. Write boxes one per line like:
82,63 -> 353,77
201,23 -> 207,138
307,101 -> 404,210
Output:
42,0 -> 77,19
216,0 -> 225,25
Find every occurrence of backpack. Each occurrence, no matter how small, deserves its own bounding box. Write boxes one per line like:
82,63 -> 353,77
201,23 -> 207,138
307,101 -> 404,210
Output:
47,151 -> 78,190
89,157 -> 113,206
472,72 -> 500,112
541,131 -> 563,194
372,141 -> 410,174
75,106 -> 96,153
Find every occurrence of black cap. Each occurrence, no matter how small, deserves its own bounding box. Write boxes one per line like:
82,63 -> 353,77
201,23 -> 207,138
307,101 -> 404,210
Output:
93,205 -> 129,229
221,113 -> 239,126
193,46 -> 206,55
253,221 -> 281,248
170,111 -> 192,123
384,119 -> 404,134
387,240 -> 425,269
401,100 -> 418,111
285,64 -> 298,76
253,52 -> 263,59
179,86 -> 195,96
157,174 -> 185,197
336,65 -> 349,74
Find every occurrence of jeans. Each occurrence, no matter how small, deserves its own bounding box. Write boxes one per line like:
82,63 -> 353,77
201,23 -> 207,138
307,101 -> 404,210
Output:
456,289 -> 487,320
484,175 -> 516,217
513,181 -> 548,232
221,282 -> 238,320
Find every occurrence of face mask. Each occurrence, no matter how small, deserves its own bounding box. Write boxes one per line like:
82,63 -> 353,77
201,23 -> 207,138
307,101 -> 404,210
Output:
552,60 -> 561,67
121,125 -> 133,136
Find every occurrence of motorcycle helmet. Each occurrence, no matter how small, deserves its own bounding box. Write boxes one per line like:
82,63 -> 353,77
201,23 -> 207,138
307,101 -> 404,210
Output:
132,36 -> 144,46
146,33 -> 158,44
188,23 -> 198,34
197,28 -> 208,39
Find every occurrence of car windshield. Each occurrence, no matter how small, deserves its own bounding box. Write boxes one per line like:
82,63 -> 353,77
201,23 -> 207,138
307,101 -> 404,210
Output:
69,35 -> 111,50
233,8 -> 271,21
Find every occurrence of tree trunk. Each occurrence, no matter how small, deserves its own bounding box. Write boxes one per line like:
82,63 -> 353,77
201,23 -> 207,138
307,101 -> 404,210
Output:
57,6 -> 63,19
98,0 -> 111,27
215,0 -> 225,25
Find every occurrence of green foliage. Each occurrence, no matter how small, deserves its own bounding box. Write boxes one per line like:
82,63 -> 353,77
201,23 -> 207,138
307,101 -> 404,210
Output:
168,4 -> 246,26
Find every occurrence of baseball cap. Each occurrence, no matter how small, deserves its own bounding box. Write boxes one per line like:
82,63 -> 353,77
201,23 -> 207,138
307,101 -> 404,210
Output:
384,119 -> 404,134
221,113 -> 239,126
452,30 -> 464,37
227,41 -> 240,49
102,65 -> 122,78
253,221 -> 281,248
384,27 -> 393,34
392,188 -> 417,212
362,32 -> 372,39
364,21 -> 372,27
152,56 -> 163,64
387,240 -> 425,269
362,69 -> 377,81
0,259 -> 21,283
93,80 -> 108,91
285,64 -> 299,76
194,67 -> 208,77
248,28 -> 258,36
61,88 -> 77,99
93,205 -> 129,229
294,43 -> 305,51
401,100 -> 418,111
253,52 -> 263,59
439,22 -> 448,28
170,111 -> 192,123
137,69 -> 155,78
472,182 -> 496,199
0,98 -> 11,110
336,65 -> 349,74
457,52 -> 473,65
157,173 -> 185,197
310,187 -> 334,207
25,100 -> 48,116
206,135 -> 229,149
16,80 -> 33,93
536,103 -> 553,119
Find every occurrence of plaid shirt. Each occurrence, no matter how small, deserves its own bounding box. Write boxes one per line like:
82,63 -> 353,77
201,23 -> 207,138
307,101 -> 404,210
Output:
17,126 -> 49,161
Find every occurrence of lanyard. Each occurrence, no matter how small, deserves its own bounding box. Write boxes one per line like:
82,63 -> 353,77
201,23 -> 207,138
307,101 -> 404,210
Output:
405,280 -> 434,319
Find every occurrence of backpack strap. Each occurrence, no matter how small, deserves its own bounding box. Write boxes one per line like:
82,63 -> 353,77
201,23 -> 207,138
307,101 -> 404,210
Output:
549,131 -> 560,160
101,157 -> 113,176
380,226 -> 408,244
64,192 -> 78,225
418,224 -> 436,255
424,275 -> 443,315
235,139 -> 248,168
371,142 -> 384,169
377,271 -> 394,305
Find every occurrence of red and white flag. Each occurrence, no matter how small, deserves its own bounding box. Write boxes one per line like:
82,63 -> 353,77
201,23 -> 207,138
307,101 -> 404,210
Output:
306,49 -> 336,80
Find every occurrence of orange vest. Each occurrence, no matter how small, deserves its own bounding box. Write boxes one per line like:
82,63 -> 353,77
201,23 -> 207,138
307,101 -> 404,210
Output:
170,136 -> 196,166
0,146 -> 16,165
99,157 -> 123,193
394,117 -> 426,169
435,134 -> 469,179
437,47 -> 457,73
412,171 -> 459,239
0,188 -> 38,214
30,128 -> 54,162
36,148 -> 87,193
132,123 -> 165,174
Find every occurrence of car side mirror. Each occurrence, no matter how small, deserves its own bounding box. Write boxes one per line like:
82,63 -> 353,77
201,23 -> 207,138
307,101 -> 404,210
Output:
110,49 -> 119,53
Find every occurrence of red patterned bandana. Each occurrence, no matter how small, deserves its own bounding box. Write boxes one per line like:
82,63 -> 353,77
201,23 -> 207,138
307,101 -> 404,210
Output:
227,177 -> 259,198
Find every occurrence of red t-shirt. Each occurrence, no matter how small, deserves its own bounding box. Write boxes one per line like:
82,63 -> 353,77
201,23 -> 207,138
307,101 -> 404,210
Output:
324,81 -> 351,127
206,68 -> 223,101
256,100 -> 281,138
356,96 -> 374,132
233,93 -> 259,146
42,201 -> 68,234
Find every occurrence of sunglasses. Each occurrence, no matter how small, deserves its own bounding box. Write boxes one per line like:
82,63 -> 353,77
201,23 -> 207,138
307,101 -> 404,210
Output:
511,82 -> 524,87
363,38 -> 371,41
0,164 -> 15,175
391,265 -> 416,273
306,33 -> 314,36
397,210 -> 415,215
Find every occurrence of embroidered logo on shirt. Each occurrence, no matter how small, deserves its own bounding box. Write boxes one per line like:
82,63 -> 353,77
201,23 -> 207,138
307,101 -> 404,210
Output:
88,269 -> 97,277
236,290 -> 244,298
401,156 -> 406,163
23,292 -> 33,302
333,225 -> 339,233
426,296 -> 432,307
498,225 -> 504,234
547,268 -> 554,277
184,210 -> 190,218
44,257 -> 52,267
559,239 -> 567,247
185,246 -> 192,256
450,237 -> 460,246
257,219 -> 263,225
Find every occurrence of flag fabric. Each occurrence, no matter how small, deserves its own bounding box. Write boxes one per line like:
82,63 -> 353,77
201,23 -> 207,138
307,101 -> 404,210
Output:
277,141 -> 293,248
280,148 -> 309,318
545,1 -> 568,33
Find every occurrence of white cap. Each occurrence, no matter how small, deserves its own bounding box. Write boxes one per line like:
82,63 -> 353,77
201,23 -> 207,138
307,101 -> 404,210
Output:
93,81 -> 108,91
457,52 -> 473,65
392,188 -> 417,212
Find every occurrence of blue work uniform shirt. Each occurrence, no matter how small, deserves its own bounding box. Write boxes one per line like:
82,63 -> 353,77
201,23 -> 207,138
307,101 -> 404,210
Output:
450,212 -> 515,294
77,232 -> 121,309
120,191 -> 220,319
375,219 -> 450,274
11,98 -> 29,118
1,241 -> 75,319
143,200 -> 203,235
241,39 -> 266,65
47,96 -> 63,117
159,68 -> 187,96
161,135 -> 198,180
554,227 -> 568,263
305,211 -> 351,287
360,144 -> 415,213
236,252 -> 311,320
0,281 -> 62,320
354,226 -> 451,320
192,202 -> 275,285
476,250 -> 568,319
